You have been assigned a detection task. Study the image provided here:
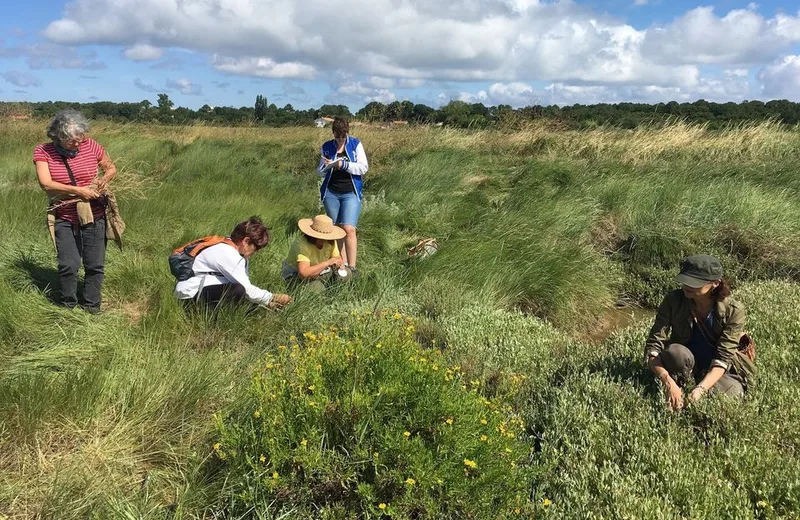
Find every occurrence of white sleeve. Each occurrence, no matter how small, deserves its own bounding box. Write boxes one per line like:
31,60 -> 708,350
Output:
215,249 -> 273,305
343,142 -> 369,177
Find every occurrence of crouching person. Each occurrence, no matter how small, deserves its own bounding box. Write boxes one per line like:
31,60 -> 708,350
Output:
281,215 -> 348,293
645,255 -> 754,410
172,216 -> 291,310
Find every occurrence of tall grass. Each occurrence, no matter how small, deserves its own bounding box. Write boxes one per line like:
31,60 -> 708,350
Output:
1,120 -> 799,518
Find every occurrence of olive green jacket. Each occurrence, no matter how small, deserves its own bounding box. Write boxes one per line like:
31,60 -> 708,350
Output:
645,289 -> 754,380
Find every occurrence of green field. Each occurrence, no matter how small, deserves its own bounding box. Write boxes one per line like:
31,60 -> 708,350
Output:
1,120 -> 799,519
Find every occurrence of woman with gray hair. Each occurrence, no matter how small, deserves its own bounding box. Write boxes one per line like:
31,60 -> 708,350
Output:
33,109 -> 117,313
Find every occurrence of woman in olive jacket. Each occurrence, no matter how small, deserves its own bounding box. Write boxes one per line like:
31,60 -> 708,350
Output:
645,255 -> 755,410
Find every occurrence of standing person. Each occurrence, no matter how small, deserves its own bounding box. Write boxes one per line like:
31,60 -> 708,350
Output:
645,255 -> 755,410
34,109 -> 117,313
173,217 -> 291,310
317,117 -> 368,276
281,214 -> 346,293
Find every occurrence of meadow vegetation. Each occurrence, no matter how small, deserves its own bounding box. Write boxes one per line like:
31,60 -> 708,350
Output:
1,120 -> 799,518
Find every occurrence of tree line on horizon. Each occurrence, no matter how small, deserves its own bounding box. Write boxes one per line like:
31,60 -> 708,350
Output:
2,92 -> 800,129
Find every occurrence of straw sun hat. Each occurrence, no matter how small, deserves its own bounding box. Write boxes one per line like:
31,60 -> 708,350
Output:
298,214 -> 346,240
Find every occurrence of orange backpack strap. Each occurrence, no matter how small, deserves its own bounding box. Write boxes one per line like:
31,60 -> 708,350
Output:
173,236 -> 237,257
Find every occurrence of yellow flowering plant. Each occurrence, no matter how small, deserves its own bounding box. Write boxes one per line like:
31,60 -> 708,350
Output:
211,310 -> 535,518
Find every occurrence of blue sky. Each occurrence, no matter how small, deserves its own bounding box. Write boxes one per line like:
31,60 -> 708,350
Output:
2,0 -> 799,110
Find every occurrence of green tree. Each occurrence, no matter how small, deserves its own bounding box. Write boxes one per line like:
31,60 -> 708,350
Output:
254,95 -> 268,122
157,93 -> 173,111
356,101 -> 387,122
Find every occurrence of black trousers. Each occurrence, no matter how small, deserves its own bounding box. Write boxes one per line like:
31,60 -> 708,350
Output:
197,283 -> 248,308
55,218 -> 106,310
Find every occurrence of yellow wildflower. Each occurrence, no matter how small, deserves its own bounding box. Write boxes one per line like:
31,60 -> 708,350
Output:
480,435 -> 488,442
403,431 -> 411,438
542,498 -> 553,507
300,439 -> 308,446
307,385 -> 315,391
481,418 -> 488,425
463,459 -> 477,469
514,508 -> 521,515
373,451 -> 379,458
272,472 -> 279,479
445,418 -> 454,425
253,410 -> 261,419
405,478 -> 415,486
259,454 -> 266,463
393,312 -> 402,320
213,443 -> 221,451
378,503 -> 387,510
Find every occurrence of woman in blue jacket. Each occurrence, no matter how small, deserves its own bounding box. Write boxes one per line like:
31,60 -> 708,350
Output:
317,117 -> 369,275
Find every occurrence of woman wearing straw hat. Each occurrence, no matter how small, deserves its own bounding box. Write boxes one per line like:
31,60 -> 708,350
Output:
281,214 -> 347,292
645,255 -> 755,410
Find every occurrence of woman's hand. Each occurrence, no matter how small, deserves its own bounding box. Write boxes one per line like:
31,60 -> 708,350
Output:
78,186 -> 100,200
268,293 -> 292,309
329,256 -> 344,269
666,381 -> 684,410
687,385 -> 707,405
95,177 -> 110,193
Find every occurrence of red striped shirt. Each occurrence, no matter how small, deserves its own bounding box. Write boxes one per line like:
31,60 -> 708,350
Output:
34,138 -> 106,223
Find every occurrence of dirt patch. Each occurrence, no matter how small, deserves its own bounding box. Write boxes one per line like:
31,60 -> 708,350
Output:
463,174 -> 492,187
577,304 -> 652,343
119,300 -> 146,325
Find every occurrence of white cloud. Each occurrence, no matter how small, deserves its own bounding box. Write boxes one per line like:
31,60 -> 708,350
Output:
1,70 -> 42,87
212,55 -> 316,79
166,78 -> 203,95
443,71 -> 753,107
641,7 -> 800,65
758,55 -> 800,100
134,78 -> 160,93
0,42 -> 105,69
457,82 -> 539,106
331,78 -> 397,104
38,0 -> 800,102
365,89 -> 396,104
123,43 -> 164,61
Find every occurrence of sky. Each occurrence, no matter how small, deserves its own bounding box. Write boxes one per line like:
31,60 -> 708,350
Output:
1,0 -> 799,110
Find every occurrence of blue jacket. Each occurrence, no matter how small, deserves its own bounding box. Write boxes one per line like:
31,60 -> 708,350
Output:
317,135 -> 369,201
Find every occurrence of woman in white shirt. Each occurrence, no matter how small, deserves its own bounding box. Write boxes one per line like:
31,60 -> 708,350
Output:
174,216 -> 291,309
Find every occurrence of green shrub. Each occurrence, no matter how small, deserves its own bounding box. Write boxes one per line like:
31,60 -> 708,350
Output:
213,311 -> 537,519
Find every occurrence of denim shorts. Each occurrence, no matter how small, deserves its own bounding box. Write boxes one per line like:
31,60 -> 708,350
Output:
323,190 -> 362,227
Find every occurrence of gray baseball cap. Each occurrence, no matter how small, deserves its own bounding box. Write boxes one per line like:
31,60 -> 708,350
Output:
676,255 -> 723,288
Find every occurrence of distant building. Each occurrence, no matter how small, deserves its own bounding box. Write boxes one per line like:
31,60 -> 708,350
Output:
391,120 -> 408,126
314,116 -> 335,128
9,114 -> 29,120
